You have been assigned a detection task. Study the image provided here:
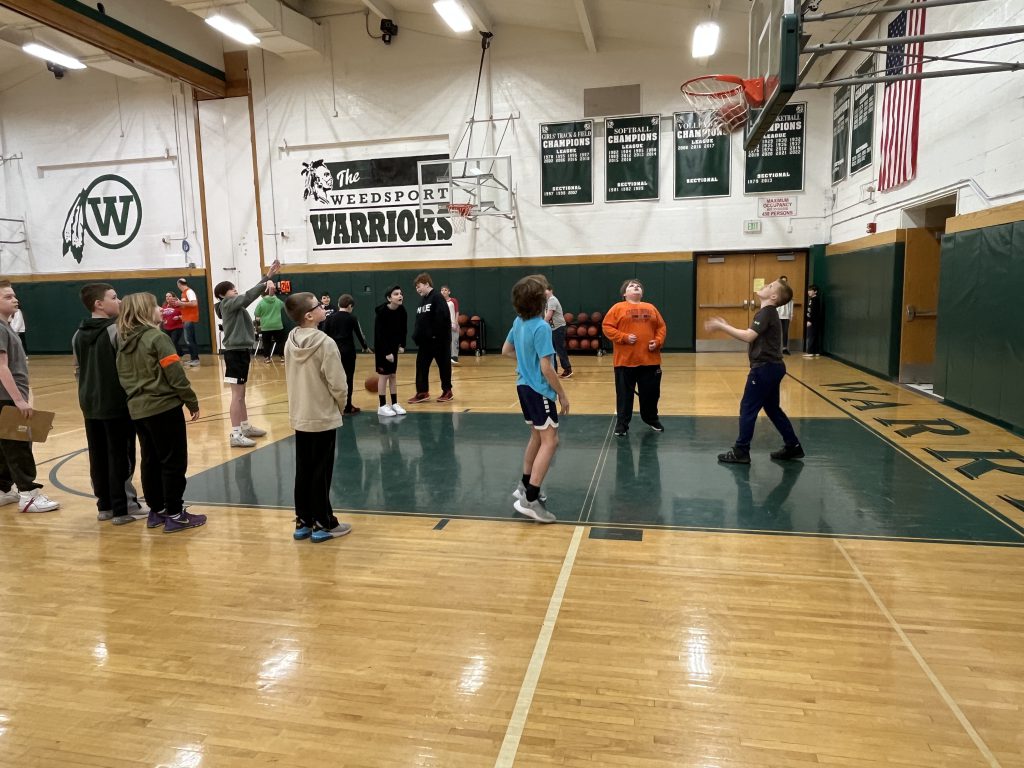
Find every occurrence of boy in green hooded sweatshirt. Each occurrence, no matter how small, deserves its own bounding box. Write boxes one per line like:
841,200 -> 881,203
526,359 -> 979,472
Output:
254,283 -> 286,363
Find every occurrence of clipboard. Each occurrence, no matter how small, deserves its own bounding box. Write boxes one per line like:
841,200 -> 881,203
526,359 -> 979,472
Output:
0,406 -> 55,443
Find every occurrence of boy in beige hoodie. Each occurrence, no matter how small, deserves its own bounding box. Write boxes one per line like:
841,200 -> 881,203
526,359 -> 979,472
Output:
284,292 -> 352,543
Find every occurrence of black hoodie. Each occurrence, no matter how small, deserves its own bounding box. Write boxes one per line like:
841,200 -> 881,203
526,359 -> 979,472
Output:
72,317 -> 130,420
374,302 -> 407,356
412,288 -> 451,346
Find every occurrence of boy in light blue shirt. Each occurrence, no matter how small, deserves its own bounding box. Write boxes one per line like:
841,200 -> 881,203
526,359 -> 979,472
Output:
502,274 -> 570,523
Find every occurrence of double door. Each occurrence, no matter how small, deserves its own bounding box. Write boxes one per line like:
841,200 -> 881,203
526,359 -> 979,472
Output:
696,252 -> 806,351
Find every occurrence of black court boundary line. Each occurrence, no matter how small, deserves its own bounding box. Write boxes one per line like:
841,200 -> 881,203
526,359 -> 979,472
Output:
786,371 -> 1024,540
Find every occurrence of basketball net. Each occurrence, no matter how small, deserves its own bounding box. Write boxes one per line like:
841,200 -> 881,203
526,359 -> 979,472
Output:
448,203 -> 474,234
680,75 -> 764,136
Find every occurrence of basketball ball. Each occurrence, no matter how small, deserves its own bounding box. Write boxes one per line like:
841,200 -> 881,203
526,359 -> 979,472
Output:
564,312 -> 574,324
590,310 -> 603,323
364,373 -> 380,392
470,315 -> 480,323
568,338 -> 580,350
590,338 -> 600,350
587,325 -> 598,337
458,325 -> 467,337
460,340 -> 470,350
458,314 -> 468,325
469,340 -> 478,350
566,326 -> 577,338
577,312 -> 589,323
466,327 -> 476,338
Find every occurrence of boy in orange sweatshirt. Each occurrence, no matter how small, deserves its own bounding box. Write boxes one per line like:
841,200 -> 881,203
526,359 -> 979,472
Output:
601,279 -> 667,436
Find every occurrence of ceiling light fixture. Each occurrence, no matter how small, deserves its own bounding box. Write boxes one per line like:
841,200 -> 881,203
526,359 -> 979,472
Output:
206,13 -> 260,46
433,1 -> 474,33
21,43 -> 86,69
691,22 -> 720,58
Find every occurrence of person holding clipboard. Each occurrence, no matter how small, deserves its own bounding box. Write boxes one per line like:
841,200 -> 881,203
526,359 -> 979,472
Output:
0,280 -> 60,513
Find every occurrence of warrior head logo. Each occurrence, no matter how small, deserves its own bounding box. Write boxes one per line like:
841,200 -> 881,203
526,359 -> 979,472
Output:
62,174 -> 142,263
301,159 -> 333,204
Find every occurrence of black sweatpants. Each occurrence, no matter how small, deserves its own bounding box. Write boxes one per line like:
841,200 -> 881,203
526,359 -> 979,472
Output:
805,322 -> 821,355
134,406 -> 188,517
415,339 -> 452,394
0,399 -> 40,492
735,362 -> 800,450
84,415 -> 139,516
340,350 -> 356,409
294,429 -> 339,531
260,329 -> 286,359
613,366 -> 662,428
552,326 -> 571,373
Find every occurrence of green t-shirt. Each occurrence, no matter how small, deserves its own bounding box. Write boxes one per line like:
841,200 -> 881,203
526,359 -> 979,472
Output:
255,296 -> 285,332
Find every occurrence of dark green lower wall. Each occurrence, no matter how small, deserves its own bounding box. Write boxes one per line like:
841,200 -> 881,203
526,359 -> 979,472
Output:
935,221 -> 1024,432
279,259 -> 696,352
16,278 -> 213,355
811,242 -> 904,379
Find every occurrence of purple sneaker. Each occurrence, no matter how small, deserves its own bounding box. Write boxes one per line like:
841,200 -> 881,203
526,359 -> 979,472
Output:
146,508 -> 167,529
163,510 -> 207,533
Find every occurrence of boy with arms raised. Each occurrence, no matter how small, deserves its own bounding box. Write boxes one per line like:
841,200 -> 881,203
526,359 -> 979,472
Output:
502,275 -> 570,523
704,279 -> 804,464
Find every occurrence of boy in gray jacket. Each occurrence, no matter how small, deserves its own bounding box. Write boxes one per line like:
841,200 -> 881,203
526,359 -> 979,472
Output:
283,292 -> 351,543
214,260 -> 280,447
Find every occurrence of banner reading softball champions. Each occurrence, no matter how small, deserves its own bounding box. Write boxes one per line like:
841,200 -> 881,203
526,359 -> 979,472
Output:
832,86 -> 851,184
540,120 -> 593,205
302,154 -> 452,252
744,102 -> 805,193
674,112 -> 730,198
605,115 -> 660,201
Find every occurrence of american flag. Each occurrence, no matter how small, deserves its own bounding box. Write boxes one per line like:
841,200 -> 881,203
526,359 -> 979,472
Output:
878,4 -> 927,191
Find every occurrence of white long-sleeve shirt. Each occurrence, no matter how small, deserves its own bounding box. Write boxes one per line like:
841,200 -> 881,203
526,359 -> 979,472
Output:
9,310 -> 25,333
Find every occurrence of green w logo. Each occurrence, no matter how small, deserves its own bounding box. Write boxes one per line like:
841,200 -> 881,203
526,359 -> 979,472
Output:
62,174 -> 142,263
87,196 -> 136,237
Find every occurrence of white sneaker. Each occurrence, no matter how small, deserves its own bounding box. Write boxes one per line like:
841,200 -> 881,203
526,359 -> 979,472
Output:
391,403 -> 406,415
19,490 -> 60,513
230,432 -> 257,448
513,497 -> 556,523
0,489 -> 19,506
378,405 -> 397,417
242,424 -> 267,437
187,360 -> 201,367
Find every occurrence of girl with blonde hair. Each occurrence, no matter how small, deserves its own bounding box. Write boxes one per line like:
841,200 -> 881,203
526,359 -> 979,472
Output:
115,292 -> 205,533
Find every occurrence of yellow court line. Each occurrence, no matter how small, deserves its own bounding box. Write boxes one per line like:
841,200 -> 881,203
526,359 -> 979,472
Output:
835,541 -> 1003,768
494,525 -> 584,768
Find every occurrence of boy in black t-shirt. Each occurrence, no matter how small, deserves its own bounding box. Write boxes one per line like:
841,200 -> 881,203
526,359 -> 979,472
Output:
323,294 -> 370,414
704,279 -> 804,464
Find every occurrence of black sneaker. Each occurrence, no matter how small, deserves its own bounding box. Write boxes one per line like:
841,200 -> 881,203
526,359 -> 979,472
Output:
646,420 -> 665,433
771,444 -> 805,460
717,448 -> 751,464
614,423 -> 628,437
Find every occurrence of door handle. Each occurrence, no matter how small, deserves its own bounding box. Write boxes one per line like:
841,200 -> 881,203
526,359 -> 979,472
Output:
906,305 -> 937,321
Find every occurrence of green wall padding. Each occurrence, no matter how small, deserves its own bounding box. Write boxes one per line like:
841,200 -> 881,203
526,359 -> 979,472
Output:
279,259 -> 696,352
935,220 -> 1024,432
15,278 -> 213,356
816,243 -> 904,379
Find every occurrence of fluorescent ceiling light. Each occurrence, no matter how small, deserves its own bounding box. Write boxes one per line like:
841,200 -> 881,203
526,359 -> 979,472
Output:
22,43 -> 86,69
433,1 -> 474,33
692,22 -> 720,58
206,13 -> 260,46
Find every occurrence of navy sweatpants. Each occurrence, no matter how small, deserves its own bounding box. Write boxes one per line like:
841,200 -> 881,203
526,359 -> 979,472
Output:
735,362 -> 800,450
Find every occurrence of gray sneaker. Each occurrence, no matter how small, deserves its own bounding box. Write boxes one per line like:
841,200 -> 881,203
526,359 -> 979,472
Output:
97,509 -> 114,522
112,509 -> 149,525
512,481 -> 548,504
311,523 -> 352,542
230,432 -> 257,448
513,497 -> 556,523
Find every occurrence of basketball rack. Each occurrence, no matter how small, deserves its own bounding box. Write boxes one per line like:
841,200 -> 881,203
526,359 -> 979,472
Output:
681,0 -> 1024,150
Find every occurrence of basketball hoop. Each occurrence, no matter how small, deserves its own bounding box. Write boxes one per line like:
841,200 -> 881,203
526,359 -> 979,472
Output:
448,203 -> 474,233
680,75 -> 765,135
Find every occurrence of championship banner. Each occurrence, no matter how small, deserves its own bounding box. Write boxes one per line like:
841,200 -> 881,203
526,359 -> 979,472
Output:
744,102 -> 806,194
850,57 -> 875,174
540,120 -> 593,206
674,112 -> 730,199
302,154 -> 452,252
605,114 -> 660,202
832,86 -> 851,184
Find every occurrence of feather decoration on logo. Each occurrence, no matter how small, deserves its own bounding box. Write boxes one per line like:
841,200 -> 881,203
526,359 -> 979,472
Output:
62,189 -> 87,263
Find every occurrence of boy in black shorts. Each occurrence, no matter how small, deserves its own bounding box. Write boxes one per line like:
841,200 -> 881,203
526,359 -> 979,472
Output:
374,285 -> 407,417
502,275 -> 570,523
214,260 -> 280,447
704,278 -> 804,464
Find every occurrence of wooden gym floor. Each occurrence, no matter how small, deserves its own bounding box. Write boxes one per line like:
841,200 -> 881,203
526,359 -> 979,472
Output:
2,352 -> 1023,767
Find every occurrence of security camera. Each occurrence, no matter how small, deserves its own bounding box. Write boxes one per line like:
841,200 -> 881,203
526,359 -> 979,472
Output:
380,18 -> 398,45
46,61 -> 66,80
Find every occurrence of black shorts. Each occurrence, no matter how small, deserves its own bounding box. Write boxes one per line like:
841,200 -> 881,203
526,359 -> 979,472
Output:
223,349 -> 251,384
376,353 -> 398,376
517,385 -> 558,430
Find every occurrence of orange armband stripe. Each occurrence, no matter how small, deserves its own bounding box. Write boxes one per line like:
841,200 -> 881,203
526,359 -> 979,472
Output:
159,354 -> 181,368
